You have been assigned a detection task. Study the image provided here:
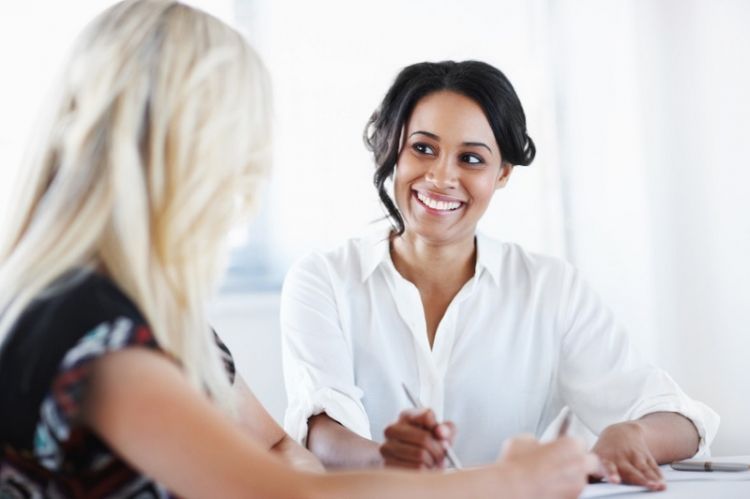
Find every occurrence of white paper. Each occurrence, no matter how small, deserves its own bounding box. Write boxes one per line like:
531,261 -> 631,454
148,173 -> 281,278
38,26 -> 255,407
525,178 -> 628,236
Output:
579,462 -> 750,497
579,483 -> 649,498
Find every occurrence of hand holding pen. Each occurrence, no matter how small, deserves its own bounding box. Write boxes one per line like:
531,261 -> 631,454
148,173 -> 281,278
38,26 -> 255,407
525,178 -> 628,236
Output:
498,412 -> 602,499
378,384 -> 462,470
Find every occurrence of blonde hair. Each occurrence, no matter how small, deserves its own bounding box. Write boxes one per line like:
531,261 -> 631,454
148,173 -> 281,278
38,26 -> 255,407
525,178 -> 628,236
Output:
0,0 -> 270,412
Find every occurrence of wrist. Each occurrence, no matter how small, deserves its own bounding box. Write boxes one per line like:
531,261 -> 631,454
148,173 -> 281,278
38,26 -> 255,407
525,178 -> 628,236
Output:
604,420 -> 646,438
495,460 -> 538,498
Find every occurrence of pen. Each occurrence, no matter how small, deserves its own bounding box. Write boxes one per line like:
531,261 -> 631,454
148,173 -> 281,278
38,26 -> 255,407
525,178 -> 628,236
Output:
401,383 -> 463,470
557,407 -> 572,437
671,461 -> 750,472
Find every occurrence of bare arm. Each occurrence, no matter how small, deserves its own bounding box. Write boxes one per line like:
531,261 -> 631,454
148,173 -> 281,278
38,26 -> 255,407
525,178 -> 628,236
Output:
84,348 -> 311,498
83,348 -> 595,499
307,413 -> 383,469
637,411 -> 700,462
592,411 -> 700,490
233,374 -> 323,472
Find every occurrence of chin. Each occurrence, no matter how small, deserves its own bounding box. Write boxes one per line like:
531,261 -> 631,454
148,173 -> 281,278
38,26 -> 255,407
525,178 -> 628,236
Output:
403,224 -> 458,244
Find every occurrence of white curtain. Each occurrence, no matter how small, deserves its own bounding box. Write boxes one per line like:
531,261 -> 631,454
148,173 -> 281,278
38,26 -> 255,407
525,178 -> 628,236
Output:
548,0 -> 750,454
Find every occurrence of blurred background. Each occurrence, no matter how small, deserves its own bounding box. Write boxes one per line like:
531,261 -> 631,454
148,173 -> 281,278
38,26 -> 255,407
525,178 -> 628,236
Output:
1,0 -> 748,455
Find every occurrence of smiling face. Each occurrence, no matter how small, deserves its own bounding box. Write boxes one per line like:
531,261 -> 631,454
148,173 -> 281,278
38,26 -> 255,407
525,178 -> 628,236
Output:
394,90 -> 512,245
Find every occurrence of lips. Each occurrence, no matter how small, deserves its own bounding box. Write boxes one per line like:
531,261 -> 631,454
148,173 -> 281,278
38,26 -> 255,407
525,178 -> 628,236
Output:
413,190 -> 465,212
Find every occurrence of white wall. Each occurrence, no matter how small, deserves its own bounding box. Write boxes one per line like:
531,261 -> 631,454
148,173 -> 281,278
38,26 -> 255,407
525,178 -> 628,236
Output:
209,294 -> 286,422
636,0 -> 750,455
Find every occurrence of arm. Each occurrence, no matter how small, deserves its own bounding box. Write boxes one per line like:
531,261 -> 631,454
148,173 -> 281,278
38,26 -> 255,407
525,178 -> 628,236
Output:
307,413 -> 383,469
233,374 -> 324,472
592,411 -> 700,488
557,266 -> 714,490
84,348 -> 311,498
83,348 -> 597,499
280,254 -> 374,464
637,411 -> 700,462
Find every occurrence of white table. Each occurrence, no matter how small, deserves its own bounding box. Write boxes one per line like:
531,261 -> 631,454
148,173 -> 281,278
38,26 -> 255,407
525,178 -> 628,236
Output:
581,456 -> 750,498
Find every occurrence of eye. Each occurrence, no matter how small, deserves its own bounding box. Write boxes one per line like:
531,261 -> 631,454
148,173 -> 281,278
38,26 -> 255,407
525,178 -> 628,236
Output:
460,153 -> 485,166
413,142 -> 436,155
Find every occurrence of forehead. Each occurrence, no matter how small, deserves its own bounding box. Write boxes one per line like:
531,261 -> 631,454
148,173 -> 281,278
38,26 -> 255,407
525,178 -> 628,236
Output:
406,90 -> 496,144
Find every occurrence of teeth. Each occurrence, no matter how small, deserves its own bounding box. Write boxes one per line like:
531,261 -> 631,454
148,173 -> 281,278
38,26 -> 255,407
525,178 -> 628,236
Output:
417,191 -> 461,211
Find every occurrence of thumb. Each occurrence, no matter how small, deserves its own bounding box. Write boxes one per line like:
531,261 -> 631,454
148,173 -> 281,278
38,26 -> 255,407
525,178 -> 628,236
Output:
434,421 -> 457,442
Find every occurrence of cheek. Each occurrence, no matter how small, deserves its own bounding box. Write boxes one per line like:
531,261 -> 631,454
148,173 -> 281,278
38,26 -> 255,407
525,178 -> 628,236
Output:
466,176 -> 498,206
393,160 -> 419,194
391,165 -> 410,210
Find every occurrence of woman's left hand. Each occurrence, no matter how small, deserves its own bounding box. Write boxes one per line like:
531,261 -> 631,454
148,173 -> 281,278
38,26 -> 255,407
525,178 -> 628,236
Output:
591,422 -> 666,491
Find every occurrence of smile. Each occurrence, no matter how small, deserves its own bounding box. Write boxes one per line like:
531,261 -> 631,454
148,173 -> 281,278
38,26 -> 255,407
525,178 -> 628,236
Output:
414,190 -> 464,212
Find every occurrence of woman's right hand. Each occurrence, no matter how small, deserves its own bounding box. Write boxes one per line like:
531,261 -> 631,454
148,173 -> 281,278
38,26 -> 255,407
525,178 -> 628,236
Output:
379,408 -> 456,470
499,435 -> 601,499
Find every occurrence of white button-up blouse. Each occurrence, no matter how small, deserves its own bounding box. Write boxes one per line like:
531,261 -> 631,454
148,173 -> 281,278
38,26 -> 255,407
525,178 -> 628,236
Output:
280,229 -> 719,466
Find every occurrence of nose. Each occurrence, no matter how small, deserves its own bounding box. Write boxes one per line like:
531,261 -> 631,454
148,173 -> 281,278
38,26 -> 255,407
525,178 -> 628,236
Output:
425,156 -> 458,189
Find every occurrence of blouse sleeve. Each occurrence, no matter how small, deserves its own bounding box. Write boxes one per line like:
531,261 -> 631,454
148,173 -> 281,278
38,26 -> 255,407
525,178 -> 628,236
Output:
556,265 -> 720,457
280,253 -> 371,445
34,316 -> 161,471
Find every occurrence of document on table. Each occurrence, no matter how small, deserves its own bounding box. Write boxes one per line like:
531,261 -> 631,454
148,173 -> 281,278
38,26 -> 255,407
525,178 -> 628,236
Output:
579,483 -> 649,498
580,465 -> 750,497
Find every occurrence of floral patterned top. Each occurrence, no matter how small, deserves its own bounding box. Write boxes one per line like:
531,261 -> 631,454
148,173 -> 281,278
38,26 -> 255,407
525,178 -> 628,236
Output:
0,272 -> 235,498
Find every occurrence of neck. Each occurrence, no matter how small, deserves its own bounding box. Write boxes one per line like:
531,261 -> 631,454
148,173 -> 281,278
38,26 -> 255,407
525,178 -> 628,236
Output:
390,230 -> 476,288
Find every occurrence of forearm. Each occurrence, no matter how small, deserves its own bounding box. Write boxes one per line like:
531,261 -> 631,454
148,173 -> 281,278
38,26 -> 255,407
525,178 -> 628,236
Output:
307,466 -> 517,499
270,434 -> 325,472
307,413 -> 383,469
637,411 -> 701,463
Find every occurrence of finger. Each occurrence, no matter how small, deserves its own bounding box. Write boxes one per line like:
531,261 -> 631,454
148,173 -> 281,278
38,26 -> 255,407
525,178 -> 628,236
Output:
589,457 -> 620,484
617,461 -> 659,490
434,421 -> 456,443
634,455 -> 661,483
602,459 -> 621,484
399,408 -> 439,430
646,454 -> 663,479
633,455 -> 665,490
384,424 -> 445,463
380,439 -> 439,468
501,433 -> 539,459
582,452 -> 605,478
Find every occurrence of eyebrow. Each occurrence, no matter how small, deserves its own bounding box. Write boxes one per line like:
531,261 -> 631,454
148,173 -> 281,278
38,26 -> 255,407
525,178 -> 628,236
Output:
409,130 -> 494,155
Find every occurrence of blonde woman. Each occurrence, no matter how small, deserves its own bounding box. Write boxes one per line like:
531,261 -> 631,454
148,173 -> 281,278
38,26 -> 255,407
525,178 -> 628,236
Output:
0,1 -> 599,497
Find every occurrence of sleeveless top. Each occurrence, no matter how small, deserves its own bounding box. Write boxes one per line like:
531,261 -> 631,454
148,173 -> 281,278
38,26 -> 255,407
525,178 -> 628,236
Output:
0,272 -> 235,498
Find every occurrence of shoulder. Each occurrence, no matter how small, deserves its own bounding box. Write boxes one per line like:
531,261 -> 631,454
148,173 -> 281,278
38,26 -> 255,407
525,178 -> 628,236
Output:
284,228 -> 389,289
2,270 -> 149,355
478,233 -> 576,289
0,271 -> 155,449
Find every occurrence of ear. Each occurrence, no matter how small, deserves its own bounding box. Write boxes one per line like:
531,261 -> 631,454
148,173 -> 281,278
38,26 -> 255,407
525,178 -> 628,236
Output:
495,162 -> 513,190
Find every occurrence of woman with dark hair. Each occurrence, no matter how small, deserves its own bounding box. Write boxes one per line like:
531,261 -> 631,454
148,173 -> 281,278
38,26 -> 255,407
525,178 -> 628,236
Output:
281,60 -> 719,490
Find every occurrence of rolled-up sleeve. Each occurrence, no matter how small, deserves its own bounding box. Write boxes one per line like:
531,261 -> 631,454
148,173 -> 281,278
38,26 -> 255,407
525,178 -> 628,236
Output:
280,253 -> 371,445
557,266 -> 720,456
